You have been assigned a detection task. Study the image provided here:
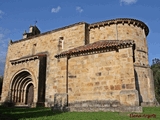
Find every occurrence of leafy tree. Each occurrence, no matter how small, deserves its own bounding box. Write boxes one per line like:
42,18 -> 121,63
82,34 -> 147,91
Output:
151,58 -> 160,103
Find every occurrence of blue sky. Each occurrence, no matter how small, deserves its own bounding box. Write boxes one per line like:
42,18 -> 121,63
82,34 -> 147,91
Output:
0,0 -> 160,75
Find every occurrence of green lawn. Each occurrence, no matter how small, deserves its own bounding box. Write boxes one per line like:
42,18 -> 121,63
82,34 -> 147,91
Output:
0,106 -> 159,120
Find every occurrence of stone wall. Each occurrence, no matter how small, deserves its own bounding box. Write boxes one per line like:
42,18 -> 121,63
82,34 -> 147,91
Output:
89,21 -> 153,105
1,23 -> 87,104
1,56 -> 40,102
67,47 -> 138,106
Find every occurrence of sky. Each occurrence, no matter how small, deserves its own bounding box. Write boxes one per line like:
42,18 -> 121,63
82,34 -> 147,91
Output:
0,0 -> 160,75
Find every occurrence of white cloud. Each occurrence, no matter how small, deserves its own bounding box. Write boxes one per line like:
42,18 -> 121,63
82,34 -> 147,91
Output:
51,6 -> 61,13
120,0 -> 137,5
0,10 -> 4,18
76,6 -> 83,13
0,33 -> 8,49
0,10 -> 3,14
0,34 -> 4,40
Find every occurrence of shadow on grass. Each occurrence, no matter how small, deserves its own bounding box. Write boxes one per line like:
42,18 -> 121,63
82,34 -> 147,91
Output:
0,106 -> 63,120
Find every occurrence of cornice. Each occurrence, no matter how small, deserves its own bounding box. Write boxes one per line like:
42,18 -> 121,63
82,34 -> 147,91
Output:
10,54 -> 46,65
89,18 -> 149,36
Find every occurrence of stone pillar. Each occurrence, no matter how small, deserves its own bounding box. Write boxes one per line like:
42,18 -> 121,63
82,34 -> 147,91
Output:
10,89 -> 13,102
23,90 -> 26,104
21,90 -> 24,103
17,89 -> 20,103
15,89 -> 18,103
12,89 -> 15,102
37,56 -> 46,107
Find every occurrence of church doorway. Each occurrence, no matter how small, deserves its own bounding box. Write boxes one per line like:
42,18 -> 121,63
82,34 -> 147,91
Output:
10,71 -> 34,106
26,83 -> 34,105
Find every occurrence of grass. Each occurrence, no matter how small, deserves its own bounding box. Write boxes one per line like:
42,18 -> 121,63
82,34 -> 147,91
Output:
0,106 -> 159,120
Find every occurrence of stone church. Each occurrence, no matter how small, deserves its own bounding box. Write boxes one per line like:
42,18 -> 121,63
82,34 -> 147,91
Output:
1,18 -> 158,112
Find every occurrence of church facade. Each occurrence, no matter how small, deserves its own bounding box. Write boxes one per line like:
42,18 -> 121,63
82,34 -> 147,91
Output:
1,18 -> 158,112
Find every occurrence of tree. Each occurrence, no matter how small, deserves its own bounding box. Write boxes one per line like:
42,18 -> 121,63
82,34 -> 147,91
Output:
151,58 -> 160,103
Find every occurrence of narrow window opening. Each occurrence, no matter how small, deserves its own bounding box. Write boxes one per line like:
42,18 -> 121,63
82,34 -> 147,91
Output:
58,37 -> 64,50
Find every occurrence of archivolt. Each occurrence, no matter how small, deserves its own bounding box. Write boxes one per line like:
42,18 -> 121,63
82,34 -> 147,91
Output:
10,68 -> 36,89
10,71 -> 34,104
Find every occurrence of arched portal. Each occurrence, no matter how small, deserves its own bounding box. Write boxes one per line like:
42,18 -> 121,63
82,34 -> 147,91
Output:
10,71 -> 34,105
25,83 -> 34,105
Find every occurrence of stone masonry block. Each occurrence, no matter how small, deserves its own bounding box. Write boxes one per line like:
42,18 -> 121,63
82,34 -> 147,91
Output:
120,90 -> 139,106
53,93 -> 68,110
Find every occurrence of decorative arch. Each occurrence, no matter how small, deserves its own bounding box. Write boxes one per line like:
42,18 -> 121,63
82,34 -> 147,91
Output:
10,68 -> 37,89
10,70 -> 35,105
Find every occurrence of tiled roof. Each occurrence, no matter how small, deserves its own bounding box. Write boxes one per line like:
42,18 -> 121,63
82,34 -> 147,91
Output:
55,40 -> 134,58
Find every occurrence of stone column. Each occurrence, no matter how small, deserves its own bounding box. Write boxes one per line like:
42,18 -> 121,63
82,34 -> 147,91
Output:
23,90 -> 26,104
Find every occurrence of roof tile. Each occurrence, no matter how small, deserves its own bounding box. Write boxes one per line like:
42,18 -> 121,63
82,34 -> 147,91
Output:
55,40 -> 134,58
